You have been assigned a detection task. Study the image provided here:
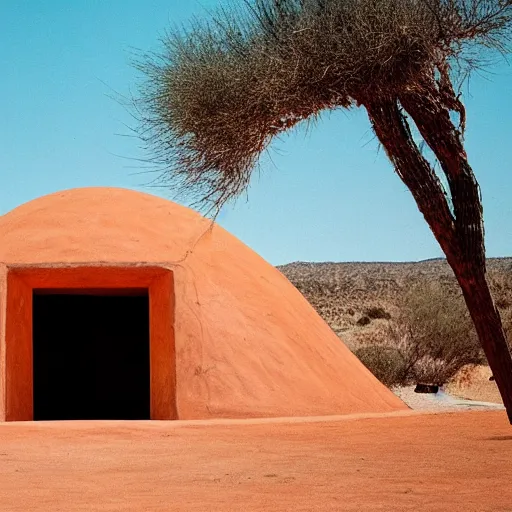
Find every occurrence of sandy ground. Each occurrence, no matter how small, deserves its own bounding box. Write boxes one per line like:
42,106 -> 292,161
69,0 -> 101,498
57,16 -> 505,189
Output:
390,364 -> 505,411
392,385 -> 505,411
1,410 -> 512,512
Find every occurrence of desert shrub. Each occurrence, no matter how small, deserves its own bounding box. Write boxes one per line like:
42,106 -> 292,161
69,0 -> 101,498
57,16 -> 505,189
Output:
487,270 -> 512,345
501,308 -> 512,347
388,281 -> 485,385
356,315 -> 371,327
488,271 -> 512,311
354,345 -> 408,387
365,306 -> 391,320
495,297 -> 511,310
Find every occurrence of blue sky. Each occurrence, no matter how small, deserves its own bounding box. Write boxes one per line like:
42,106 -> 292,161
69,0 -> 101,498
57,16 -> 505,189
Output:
2,1 -> 511,265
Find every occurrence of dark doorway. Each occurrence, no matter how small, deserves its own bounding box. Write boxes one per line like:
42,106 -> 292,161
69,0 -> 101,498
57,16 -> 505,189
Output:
33,291 -> 150,420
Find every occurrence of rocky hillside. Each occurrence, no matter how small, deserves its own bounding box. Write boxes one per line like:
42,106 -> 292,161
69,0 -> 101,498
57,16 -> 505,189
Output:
278,258 -> 512,349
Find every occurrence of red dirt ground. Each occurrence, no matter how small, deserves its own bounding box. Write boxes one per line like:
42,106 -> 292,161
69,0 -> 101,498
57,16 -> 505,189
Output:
1,410 -> 511,511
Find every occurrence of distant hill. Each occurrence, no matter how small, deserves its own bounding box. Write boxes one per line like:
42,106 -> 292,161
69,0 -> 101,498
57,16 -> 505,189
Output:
277,258 -> 512,349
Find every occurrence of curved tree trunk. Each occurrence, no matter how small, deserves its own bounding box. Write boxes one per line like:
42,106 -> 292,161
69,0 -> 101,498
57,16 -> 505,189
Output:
456,268 -> 512,423
365,98 -> 512,423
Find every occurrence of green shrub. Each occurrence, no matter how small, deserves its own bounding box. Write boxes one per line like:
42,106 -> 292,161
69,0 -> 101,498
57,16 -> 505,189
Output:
354,345 -> 408,387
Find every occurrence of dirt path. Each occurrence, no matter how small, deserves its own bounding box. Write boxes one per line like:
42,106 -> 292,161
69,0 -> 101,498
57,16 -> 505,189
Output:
1,410 -> 511,511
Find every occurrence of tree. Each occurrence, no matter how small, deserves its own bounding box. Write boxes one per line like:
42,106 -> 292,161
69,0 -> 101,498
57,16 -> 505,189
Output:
135,0 -> 512,422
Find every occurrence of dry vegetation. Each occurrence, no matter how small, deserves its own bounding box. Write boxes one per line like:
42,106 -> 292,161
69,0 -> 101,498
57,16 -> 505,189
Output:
278,257 -> 512,351
279,257 -> 512,395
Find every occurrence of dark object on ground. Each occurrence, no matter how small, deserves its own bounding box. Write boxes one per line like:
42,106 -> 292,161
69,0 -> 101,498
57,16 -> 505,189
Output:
365,307 -> 391,320
415,384 -> 439,394
356,315 -> 371,327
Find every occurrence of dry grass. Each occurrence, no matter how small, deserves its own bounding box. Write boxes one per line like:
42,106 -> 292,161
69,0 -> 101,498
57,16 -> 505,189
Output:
447,364 -> 503,403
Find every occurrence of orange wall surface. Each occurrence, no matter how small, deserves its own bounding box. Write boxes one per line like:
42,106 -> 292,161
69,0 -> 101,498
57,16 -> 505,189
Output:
0,188 -> 406,419
0,264 -> 6,420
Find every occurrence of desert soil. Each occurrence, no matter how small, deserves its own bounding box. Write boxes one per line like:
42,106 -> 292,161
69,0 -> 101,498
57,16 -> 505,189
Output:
1,410 -> 512,512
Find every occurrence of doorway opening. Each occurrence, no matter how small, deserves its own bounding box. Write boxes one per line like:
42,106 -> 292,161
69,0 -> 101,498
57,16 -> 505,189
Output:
33,290 -> 150,420
3,265 -> 176,422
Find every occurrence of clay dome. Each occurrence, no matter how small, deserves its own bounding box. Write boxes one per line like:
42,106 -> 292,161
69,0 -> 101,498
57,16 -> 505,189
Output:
0,187 -> 406,421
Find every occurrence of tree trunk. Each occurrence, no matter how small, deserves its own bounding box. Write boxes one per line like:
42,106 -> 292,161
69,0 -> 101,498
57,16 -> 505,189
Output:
456,268 -> 512,422
400,87 -> 512,422
365,98 -> 512,423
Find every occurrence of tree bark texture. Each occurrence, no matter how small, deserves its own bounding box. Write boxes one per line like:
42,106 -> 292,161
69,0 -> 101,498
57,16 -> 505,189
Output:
365,98 -> 512,423
457,270 -> 512,423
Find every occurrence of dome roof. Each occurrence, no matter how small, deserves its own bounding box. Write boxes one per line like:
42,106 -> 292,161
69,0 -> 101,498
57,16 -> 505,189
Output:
0,188 -> 405,419
0,187 -> 213,264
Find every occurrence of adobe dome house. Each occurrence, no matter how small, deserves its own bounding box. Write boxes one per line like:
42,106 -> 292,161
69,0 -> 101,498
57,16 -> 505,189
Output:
0,188 -> 406,422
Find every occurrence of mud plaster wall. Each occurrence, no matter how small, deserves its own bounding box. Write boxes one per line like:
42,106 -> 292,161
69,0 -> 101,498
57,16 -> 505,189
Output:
4,271 -> 32,421
0,264 -> 6,420
0,188 -> 407,419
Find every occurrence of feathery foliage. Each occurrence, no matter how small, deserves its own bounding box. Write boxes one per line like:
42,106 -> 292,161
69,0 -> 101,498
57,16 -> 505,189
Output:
135,0 -> 512,211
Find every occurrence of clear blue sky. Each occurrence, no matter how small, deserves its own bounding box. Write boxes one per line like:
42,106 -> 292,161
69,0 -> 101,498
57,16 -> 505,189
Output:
2,1 -> 511,266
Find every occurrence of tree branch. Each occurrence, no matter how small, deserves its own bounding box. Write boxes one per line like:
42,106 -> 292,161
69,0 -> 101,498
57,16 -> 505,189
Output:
400,83 -> 486,274
365,99 -> 459,262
